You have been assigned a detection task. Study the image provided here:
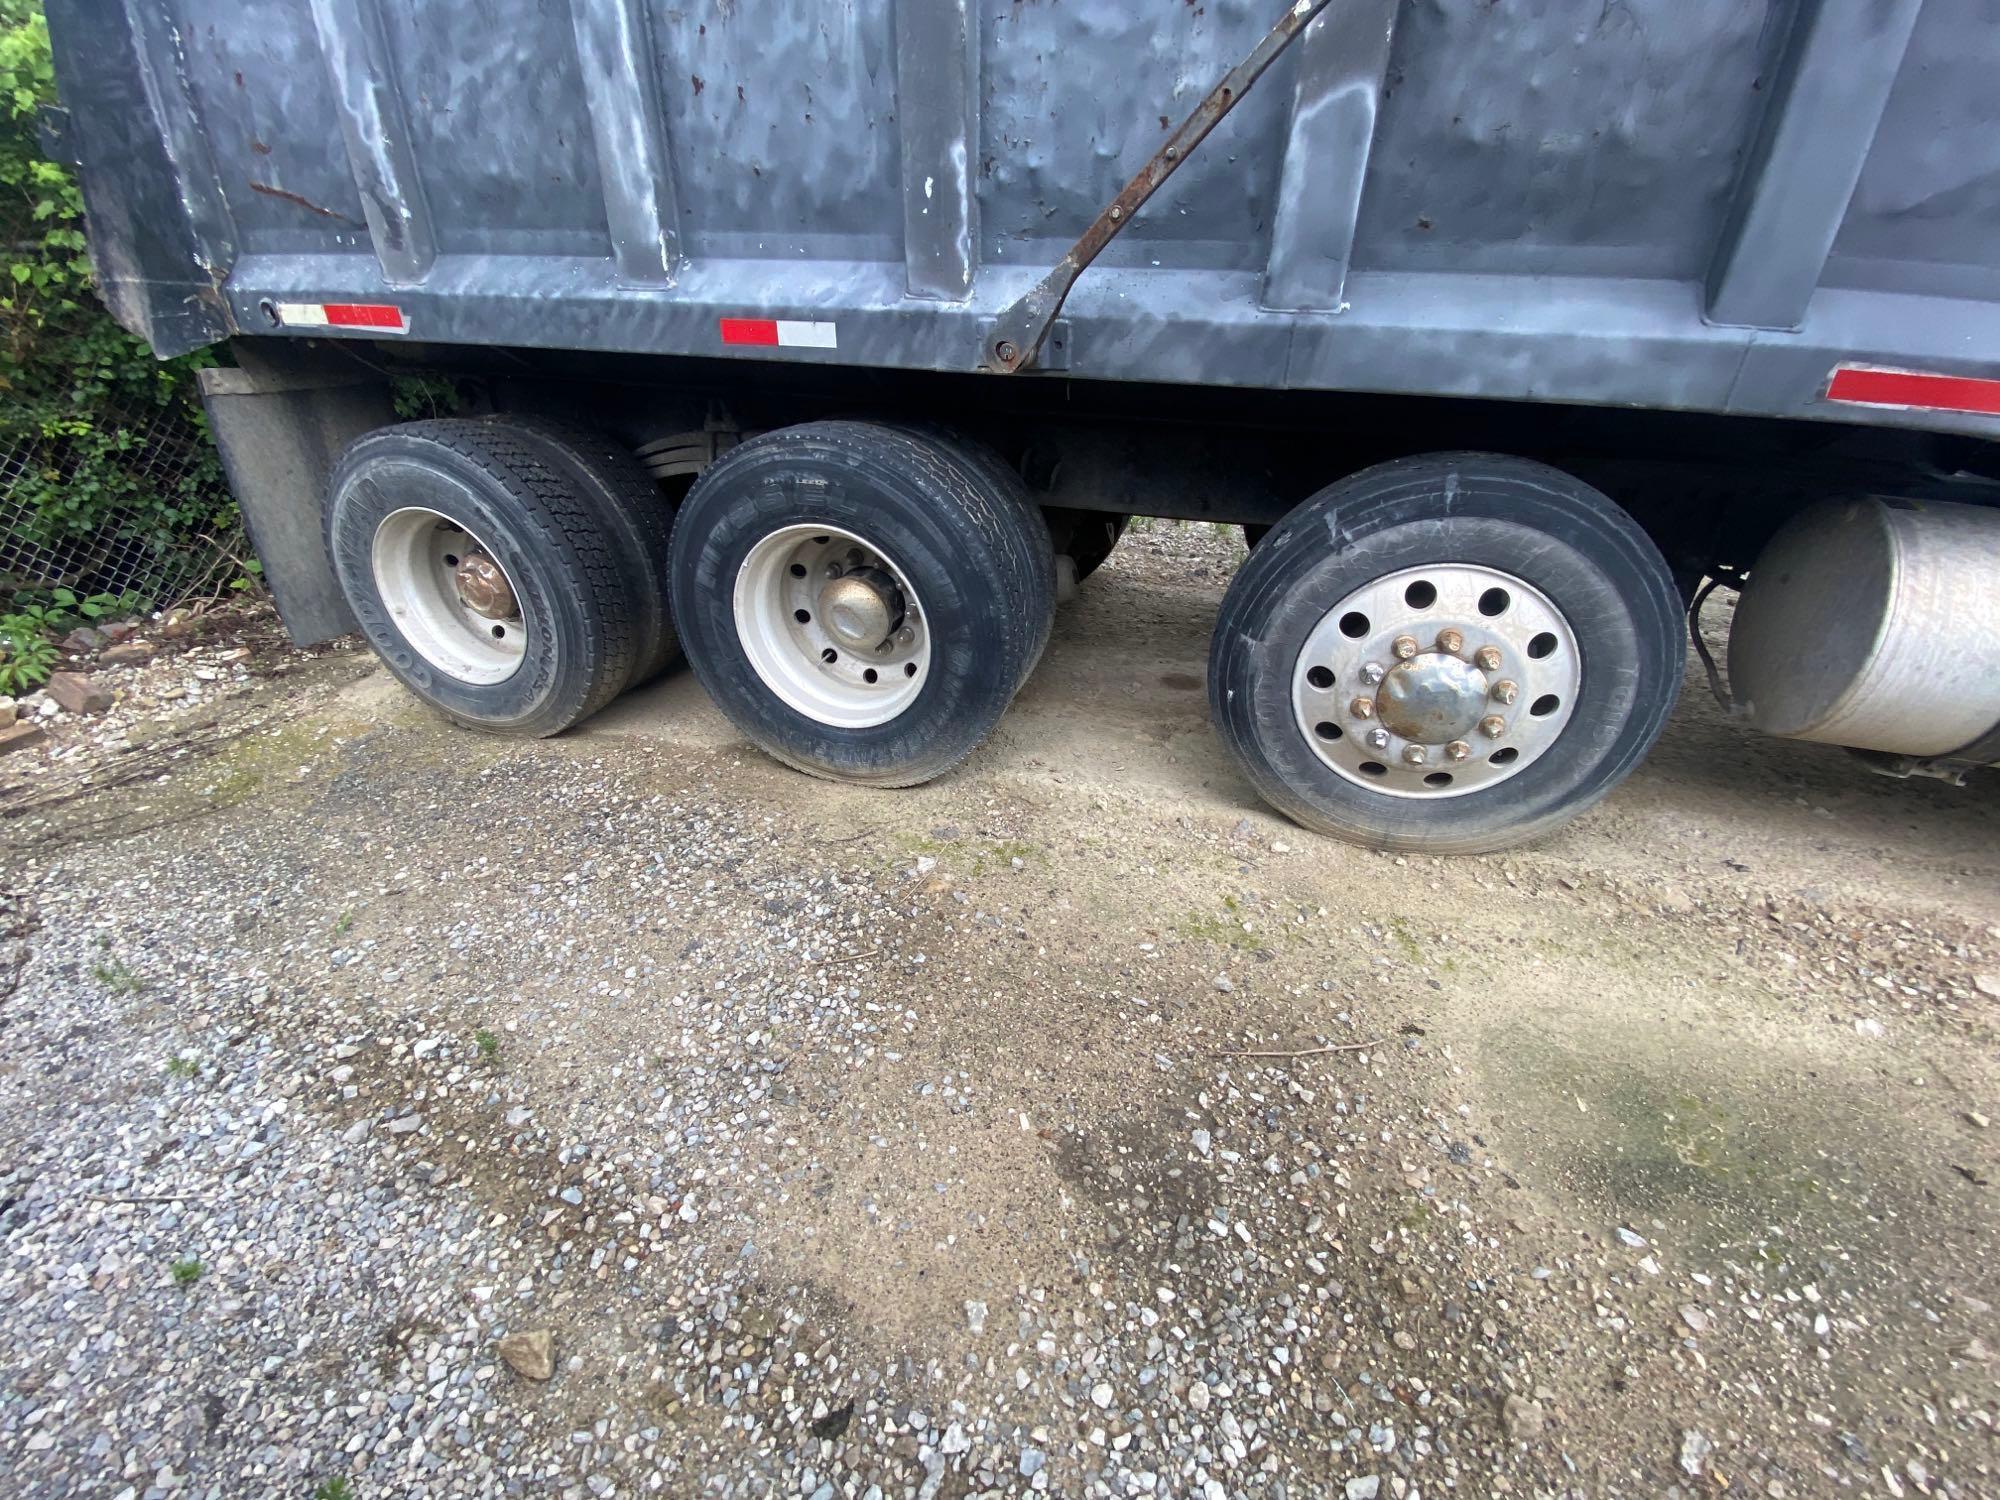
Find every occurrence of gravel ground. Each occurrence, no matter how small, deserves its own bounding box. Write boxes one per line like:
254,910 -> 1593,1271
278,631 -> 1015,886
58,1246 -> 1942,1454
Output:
2,522 -> 1997,1499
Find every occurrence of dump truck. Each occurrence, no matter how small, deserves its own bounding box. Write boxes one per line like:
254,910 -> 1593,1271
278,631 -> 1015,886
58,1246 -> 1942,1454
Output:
43,0 -> 2000,852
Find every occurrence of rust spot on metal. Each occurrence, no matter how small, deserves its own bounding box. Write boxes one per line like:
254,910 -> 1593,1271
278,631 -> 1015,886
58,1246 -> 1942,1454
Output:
454,554 -> 517,621
691,74 -> 704,95
250,138 -> 271,155
247,180 -> 360,226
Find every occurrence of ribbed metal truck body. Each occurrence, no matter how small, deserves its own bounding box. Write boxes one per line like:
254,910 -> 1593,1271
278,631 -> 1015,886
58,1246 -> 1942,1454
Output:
42,0 -> 2000,439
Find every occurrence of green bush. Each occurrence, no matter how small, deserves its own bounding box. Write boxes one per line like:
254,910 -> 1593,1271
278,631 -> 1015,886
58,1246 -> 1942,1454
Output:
0,2 -> 241,692
0,0 -> 231,554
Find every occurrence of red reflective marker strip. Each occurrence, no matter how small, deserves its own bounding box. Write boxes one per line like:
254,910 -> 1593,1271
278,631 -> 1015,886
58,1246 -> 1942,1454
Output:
321,302 -> 406,330
719,317 -> 781,346
270,301 -> 408,334
719,317 -> 838,349
1826,364 -> 2000,417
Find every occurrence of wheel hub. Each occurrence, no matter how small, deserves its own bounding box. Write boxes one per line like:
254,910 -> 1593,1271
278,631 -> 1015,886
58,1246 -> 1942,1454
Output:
1290,562 -> 1581,799
454,553 -> 518,619
1376,651 -> 1488,743
369,510 -> 528,686
732,524 -> 932,729
818,568 -> 903,649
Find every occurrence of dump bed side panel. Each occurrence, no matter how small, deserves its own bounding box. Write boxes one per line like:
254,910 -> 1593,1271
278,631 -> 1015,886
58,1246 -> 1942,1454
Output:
1825,0 -> 2000,304
47,0 -> 2000,440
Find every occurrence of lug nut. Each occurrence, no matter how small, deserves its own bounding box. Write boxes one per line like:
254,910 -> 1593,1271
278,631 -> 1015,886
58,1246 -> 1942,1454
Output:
1365,728 -> 1390,751
1436,628 -> 1464,655
825,562 -> 844,578
1350,697 -> 1375,720
1402,744 -> 1428,766
1392,635 -> 1419,660
1445,740 -> 1471,762
1473,645 -> 1502,672
1479,715 -> 1508,740
1358,662 -> 1385,686
1491,679 -> 1519,706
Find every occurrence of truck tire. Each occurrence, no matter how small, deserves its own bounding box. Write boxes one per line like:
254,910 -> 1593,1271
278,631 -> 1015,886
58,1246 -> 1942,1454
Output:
880,423 -> 1056,676
1208,453 -> 1683,854
668,420 -> 1055,786
485,415 -> 680,686
326,420 -> 641,736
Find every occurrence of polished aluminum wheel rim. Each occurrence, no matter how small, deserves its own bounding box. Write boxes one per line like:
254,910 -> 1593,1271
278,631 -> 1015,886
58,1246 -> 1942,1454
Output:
733,524 -> 931,727
371,508 -> 527,685
1292,563 -> 1580,798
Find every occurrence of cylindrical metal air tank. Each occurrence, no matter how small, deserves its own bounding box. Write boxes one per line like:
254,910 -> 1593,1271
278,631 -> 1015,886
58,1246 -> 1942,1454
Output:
1728,496 -> 2000,760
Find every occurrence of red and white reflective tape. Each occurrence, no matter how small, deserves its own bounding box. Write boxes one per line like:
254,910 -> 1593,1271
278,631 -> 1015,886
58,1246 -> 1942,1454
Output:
718,317 -> 838,350
1825,363 -> 2000,417
271,301 -> 410,334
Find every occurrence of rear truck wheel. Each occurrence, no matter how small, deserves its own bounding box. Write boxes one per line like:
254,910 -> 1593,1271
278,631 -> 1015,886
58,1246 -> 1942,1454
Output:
1208,453 -> 1684,854
326,420 -> 644,736
485,416 -> 680,685
668,420 -> 1056,786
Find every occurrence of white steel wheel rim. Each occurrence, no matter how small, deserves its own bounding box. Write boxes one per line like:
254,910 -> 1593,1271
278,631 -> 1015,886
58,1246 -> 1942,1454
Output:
1292,563 -> 1581,799
733,524 -> 932,728
370,507 -> 528,685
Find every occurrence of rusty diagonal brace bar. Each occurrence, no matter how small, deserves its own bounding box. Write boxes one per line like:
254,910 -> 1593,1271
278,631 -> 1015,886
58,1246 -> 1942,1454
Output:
982,0 -> 1335,374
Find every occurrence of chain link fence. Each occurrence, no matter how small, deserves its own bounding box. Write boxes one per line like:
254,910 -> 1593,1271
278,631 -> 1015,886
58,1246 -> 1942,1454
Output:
0,394 -> 243,608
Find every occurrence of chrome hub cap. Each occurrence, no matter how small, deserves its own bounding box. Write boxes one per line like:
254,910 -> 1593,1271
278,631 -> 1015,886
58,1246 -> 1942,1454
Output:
1292,563 -> 1580,798
819,568 -> 904,651
370,508 -> 527,685
734,525 -> 931,728
1376,651 -> 1488,743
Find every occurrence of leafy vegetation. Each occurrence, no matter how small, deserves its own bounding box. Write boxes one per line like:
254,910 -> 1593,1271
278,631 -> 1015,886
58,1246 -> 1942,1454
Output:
0,585 -> 138,691
1,1 -> 237,704
2,2 -> 228,534
169,1256 -> 203,1286
0,612 -> 54,692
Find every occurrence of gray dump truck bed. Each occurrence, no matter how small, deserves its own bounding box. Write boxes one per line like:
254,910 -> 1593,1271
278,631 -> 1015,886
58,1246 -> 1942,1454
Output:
45,0 -> 2000,440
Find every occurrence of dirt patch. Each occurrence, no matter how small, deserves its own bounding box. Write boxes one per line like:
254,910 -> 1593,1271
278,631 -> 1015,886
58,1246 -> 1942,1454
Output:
2,528 -> 1997,1497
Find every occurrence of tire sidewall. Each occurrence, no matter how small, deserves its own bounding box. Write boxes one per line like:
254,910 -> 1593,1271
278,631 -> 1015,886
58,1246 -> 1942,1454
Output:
673,437 -> 1019,782
1213,459 -> 1683,849
329,445 -> 597,734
